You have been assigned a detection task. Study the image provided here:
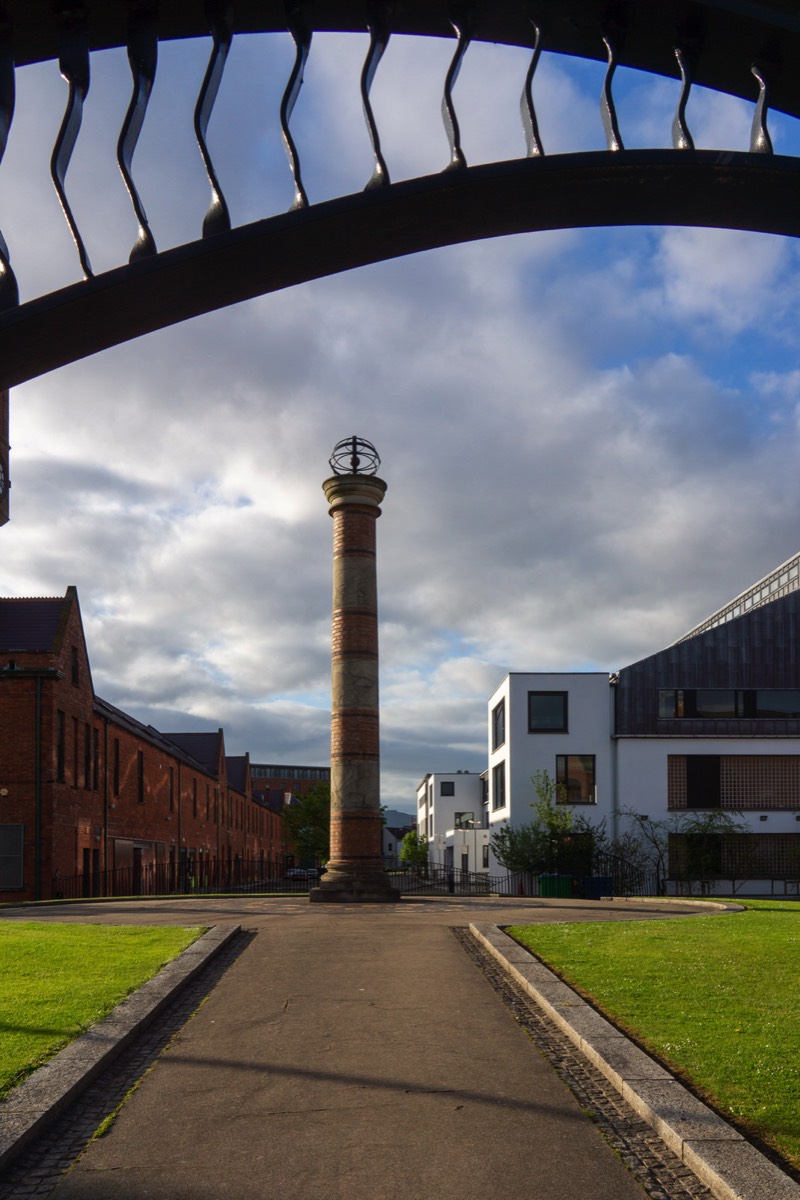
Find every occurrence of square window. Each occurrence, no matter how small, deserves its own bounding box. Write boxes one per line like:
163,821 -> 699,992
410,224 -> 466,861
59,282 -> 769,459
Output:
556,755 -> 596,804
528,691 -> 568,733
440,781 -> 455,796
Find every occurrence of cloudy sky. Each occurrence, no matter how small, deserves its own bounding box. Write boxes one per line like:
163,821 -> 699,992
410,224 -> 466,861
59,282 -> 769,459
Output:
3,30 -> 800,808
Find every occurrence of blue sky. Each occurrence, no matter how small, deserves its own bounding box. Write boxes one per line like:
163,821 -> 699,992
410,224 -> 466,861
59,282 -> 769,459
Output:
2,31 -> 800,806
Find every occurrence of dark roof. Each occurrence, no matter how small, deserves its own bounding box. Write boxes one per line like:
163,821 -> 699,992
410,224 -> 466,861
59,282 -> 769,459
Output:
0,595 -> 67,652
225,754 -> 249,793
94,697 -> 214,775
162,730 -> 222,774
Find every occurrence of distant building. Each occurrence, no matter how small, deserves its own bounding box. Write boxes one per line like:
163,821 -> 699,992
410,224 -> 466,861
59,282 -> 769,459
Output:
415,771 -> 490,873
0,587 -> 286,901
381,808 -> 416,866
249,763 -> 330,810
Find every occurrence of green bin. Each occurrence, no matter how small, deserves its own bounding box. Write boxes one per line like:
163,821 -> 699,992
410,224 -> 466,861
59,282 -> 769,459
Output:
539,873 -> 572,898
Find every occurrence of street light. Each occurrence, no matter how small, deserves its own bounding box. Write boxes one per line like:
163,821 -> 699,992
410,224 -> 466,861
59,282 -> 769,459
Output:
464,819 -> 479,873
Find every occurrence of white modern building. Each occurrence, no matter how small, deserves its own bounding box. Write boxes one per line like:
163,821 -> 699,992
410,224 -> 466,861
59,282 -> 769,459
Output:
415,772 -> 491,873
418,552 -> 800,895
488,671 -> 615,831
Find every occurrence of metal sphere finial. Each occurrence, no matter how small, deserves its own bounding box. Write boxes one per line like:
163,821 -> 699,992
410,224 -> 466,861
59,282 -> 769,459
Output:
329,436 -> 381,476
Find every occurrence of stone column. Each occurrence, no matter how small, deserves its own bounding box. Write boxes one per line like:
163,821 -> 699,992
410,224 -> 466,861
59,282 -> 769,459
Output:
311,460 -> 399,903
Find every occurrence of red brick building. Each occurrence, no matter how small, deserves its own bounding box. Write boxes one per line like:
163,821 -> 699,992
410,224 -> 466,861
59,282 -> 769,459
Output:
0,587 -> 288,900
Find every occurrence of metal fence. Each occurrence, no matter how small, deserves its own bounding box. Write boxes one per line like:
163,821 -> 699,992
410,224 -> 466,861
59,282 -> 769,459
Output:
52,854 -> 659,902
52,858 -> 316,900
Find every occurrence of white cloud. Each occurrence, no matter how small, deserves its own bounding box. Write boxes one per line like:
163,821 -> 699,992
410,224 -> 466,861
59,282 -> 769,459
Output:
3,34 -> 800,807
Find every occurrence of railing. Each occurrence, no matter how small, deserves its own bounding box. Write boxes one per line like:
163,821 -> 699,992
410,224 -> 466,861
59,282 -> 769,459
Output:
52,857 -> 316,900
392,859 -> 659,898
3,1 -> 800,386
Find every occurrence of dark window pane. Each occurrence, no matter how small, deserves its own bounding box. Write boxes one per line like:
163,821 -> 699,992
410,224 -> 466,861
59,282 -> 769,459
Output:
440,781 -> 455,796
492,700 -> 505,750
756,690 -> 800,718
0,824 -> 24,889
492,763 -> 505,810
528,692 -> 568,732
556,755 -> 596,804
692,690 -> 737,718
685,756 -> 721,808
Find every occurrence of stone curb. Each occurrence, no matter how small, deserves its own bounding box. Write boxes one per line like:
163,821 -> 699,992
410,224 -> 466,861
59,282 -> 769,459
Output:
470,923 -> 800,1200
0,923 -> 241,1172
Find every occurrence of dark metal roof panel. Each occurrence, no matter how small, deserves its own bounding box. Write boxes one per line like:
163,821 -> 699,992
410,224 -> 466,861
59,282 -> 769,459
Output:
616,591 -> 800,734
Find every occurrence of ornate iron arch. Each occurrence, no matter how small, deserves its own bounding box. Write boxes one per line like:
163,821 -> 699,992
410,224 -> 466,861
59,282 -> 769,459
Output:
1,0 -> 800,388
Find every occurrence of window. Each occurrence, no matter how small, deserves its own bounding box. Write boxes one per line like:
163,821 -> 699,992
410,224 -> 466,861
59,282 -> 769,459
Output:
56,711 -> 65,782
0,824 -> 24,889
482,844 -> 489,869
669,832 -> 723,879
492,762 -> 506,810
84,724 -> 91,789
556,755 -> 596,804
454,811 -> 474,829
492,699 -> 505,750
685,756 -> 721,809
659,688 -> 800,720
755,690 -> 800,718
92,728 -> 99,791
440,781 -> 455,796
71,645 -> 79,686
528,691 -> 568,733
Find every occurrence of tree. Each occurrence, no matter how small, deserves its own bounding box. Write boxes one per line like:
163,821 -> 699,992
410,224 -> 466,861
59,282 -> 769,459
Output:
281,783 -> 330,863
489,770 -> 599,874
489,823 -> 542,873
399,829 -> 429,868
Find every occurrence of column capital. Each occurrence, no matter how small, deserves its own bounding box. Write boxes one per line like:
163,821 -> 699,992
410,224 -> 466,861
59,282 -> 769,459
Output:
322,474 -> 387,516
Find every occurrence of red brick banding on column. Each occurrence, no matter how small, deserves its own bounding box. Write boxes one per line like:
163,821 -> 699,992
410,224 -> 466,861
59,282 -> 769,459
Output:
311,462 -> 400,903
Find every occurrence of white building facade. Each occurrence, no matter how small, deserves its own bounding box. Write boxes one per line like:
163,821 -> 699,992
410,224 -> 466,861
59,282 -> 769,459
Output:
416,554 -> 800,895
487,672 -> 615,833
415,772 -> 491,873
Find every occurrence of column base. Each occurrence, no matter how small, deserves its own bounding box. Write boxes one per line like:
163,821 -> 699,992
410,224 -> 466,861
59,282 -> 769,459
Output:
310,866 -> 400,904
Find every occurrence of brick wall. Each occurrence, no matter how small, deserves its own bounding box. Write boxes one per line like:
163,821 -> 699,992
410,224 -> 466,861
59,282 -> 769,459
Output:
0,590 -> 282,900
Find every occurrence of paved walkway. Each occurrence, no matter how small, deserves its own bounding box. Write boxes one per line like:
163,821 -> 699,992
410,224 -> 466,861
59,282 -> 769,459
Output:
0,895 -> 726,1200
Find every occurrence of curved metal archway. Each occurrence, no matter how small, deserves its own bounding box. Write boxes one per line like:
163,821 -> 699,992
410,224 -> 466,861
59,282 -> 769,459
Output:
1,0 -> 800,388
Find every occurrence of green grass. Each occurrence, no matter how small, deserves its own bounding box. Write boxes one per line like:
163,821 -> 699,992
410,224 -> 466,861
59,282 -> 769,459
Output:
507,900 -> 800,1169
0,922 -> 204,1098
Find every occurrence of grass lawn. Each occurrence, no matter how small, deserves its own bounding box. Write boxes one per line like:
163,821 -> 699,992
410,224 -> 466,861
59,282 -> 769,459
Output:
0,922 -> 204,1098
507,900 -> 800,1170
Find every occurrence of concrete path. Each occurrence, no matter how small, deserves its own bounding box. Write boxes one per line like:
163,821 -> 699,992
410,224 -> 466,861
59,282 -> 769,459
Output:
1,895 -> 726,1200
